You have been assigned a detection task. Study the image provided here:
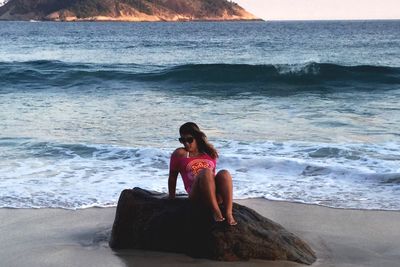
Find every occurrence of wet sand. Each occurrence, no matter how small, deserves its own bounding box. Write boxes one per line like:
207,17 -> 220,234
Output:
1,199 -> 399,267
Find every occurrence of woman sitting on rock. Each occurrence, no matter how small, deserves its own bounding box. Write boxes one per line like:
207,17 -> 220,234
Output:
168,122 -> 237,226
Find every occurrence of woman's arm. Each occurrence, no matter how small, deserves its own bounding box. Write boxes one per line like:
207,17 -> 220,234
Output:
168,148 -> 184,199
168,169 -> 178,199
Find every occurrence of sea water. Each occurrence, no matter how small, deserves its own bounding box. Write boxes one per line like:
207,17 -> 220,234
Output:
0,21 -> 399,209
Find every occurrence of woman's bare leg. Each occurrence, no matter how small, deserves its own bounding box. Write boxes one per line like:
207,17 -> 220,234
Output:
189,168 -> 224,221
216,170 -> 237,225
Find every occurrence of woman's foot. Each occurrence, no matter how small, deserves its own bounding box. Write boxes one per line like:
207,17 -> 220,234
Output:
226,214 -> 237,226
213,212 -> 225,222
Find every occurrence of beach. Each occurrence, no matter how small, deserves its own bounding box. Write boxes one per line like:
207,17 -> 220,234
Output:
1,199 -> 400,267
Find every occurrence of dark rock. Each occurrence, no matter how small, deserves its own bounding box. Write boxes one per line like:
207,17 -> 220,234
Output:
109,187 -> 316,265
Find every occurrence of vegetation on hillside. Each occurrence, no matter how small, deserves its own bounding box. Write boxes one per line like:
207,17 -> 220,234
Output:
0,0 -> 257,20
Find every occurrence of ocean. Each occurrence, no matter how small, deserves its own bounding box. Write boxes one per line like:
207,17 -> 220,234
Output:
0,20 -> 399,210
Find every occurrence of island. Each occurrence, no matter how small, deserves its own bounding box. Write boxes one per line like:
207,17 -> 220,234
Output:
0,0 -> 261,22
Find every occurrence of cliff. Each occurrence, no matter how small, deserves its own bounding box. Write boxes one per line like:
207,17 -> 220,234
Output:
0,0 -> 261,21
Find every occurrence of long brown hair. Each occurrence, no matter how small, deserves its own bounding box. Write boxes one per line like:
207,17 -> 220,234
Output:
179,122 -> 218,159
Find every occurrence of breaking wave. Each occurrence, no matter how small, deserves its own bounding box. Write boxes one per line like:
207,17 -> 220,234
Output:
1,61 -> 399,92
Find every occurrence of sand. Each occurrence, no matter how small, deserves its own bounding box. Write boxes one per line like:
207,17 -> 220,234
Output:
1,199 -> 400,267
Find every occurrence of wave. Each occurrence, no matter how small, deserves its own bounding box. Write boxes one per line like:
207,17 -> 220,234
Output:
1,60 -> 399,91
143,63 -> 400,85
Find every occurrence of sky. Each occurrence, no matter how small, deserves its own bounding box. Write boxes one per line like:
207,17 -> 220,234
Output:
235,0 -> 400,20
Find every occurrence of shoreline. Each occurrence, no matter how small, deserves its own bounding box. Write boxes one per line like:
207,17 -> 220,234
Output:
3,196 -> 399,212
3,199 -> 400,213
1,199 -> 400,266
0,19 -> 267,23
239,197 -> 400,213
2,19 -> 400,22
0,18 -> 264,22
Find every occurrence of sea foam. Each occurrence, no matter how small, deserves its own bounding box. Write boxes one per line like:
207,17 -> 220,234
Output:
0,138 -> 399,210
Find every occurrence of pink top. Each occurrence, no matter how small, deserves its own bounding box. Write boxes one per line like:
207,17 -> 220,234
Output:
170,151 -> 216,194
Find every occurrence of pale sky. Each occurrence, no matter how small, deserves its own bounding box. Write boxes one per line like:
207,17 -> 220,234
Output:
235,0 -> 400,20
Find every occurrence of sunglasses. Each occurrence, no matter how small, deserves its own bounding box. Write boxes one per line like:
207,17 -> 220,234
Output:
179,136 -> 194,144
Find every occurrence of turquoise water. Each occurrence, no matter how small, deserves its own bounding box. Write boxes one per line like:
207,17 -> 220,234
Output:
0,21 -> 399,209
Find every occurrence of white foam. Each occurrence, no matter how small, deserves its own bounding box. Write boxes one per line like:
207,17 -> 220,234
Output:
274,62 -> 320,75
0,139 -> 399,210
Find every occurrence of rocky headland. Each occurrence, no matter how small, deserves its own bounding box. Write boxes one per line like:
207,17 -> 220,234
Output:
0,0 -> 261,22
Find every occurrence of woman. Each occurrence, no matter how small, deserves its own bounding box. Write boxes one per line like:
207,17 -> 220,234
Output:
168,122 -> 237,226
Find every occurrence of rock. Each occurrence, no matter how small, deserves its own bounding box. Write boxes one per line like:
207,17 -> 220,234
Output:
0,0 -> 261,21
109,187 -> 316,265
